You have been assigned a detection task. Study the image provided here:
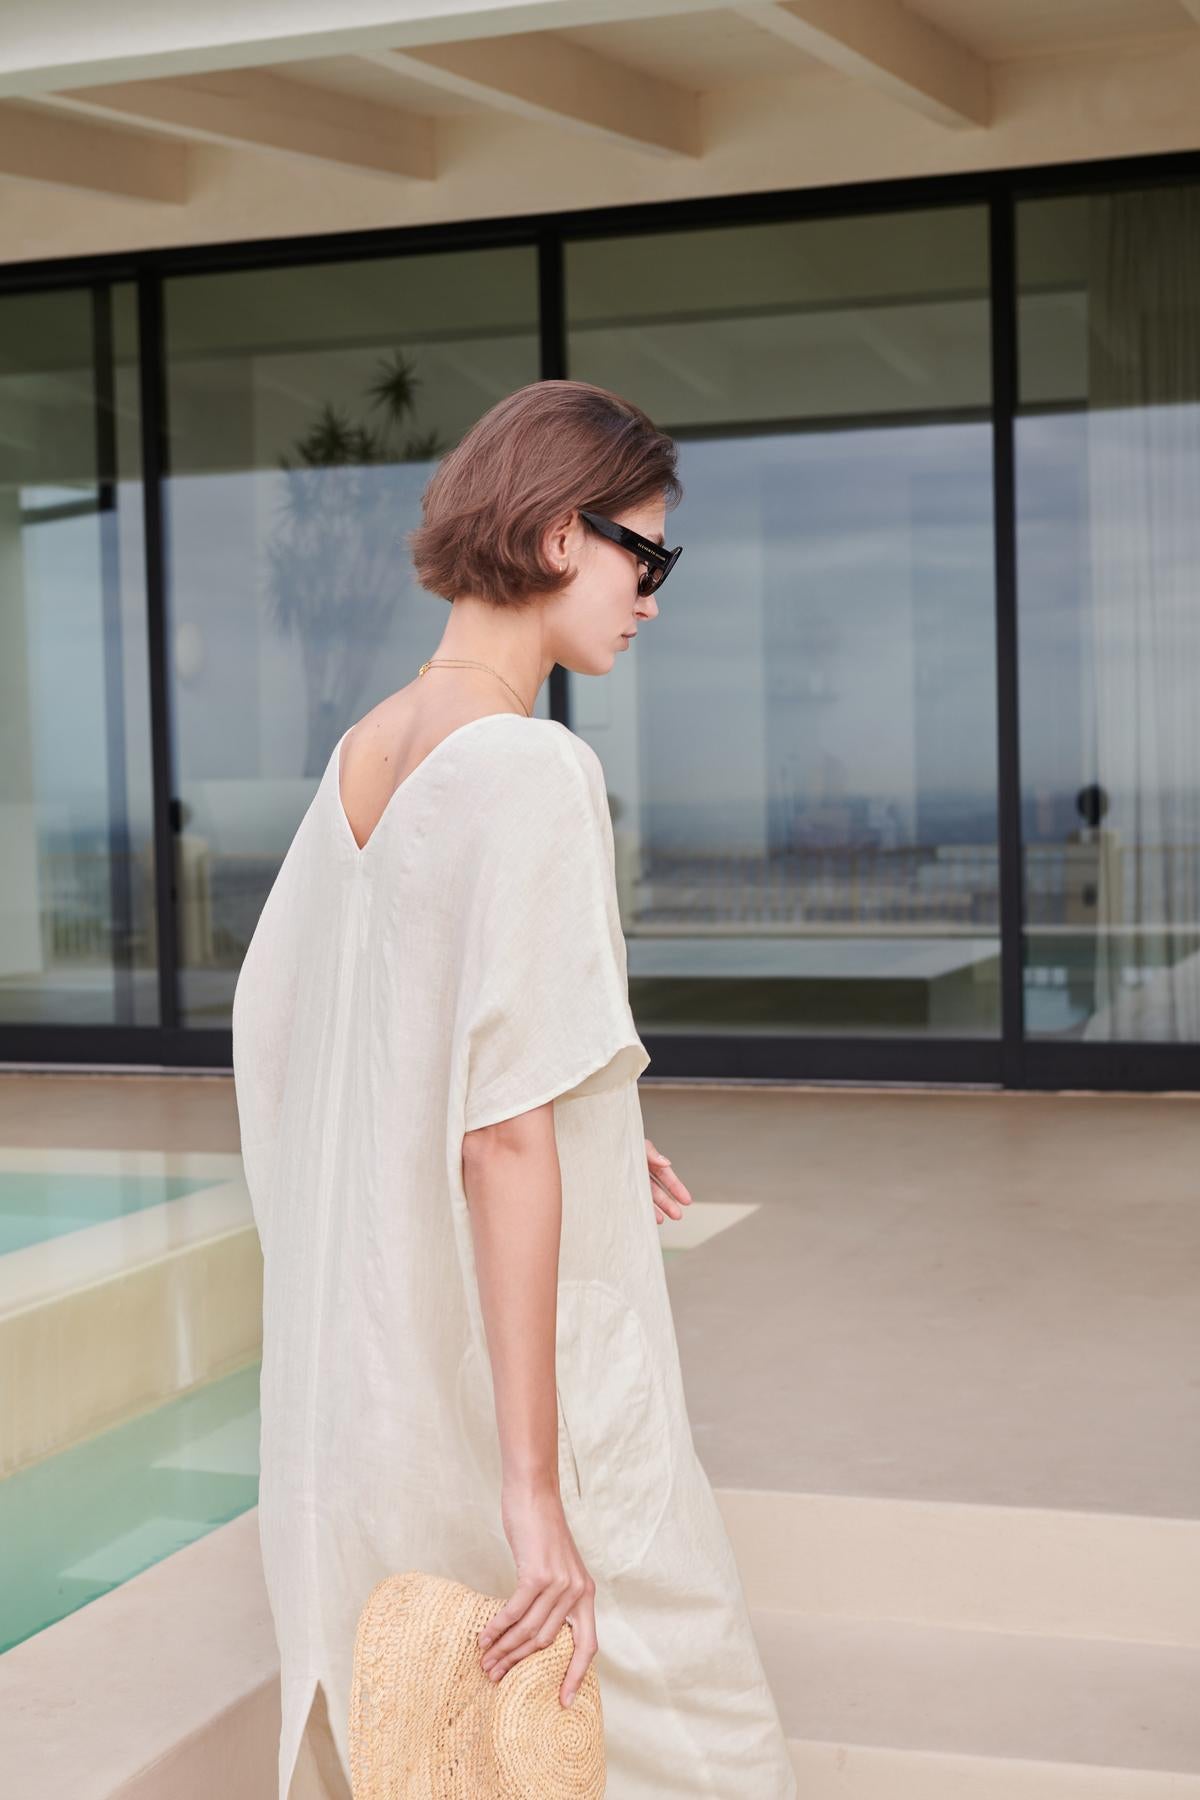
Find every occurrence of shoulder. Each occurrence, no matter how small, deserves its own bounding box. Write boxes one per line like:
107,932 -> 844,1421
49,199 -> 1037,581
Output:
539,718 -> 607,787
477,715 -> 601,786
470,717 -> 605,829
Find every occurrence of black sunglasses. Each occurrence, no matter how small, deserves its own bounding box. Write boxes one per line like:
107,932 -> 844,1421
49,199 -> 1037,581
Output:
579,510 -> 682,596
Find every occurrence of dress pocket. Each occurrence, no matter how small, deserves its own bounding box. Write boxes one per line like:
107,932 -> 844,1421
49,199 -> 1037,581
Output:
554,1278 -> 675,1578
556,1383 -> 584,1504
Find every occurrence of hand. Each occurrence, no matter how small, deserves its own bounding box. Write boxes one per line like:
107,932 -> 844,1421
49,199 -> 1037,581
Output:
480,1482 -> 598,1707
645,1137 -> 693,1226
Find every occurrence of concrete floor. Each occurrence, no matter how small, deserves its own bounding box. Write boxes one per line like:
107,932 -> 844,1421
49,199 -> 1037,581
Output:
638,1081 -> 1200,1520
4,1069 -> 1199,1796
2,1070 -> 1197,1522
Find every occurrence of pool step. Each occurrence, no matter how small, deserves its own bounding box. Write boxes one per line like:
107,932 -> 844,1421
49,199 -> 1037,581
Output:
756,1607 -> 1200,1796
7,1485 -> 1198,1796
0,1153 -> 259,1473
0,1508 -> 277,1800
717,1486 -> 1200,1798
716,1485 -> 1199,1646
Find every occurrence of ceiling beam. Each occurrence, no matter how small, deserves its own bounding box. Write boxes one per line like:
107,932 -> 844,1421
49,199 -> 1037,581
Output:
0,2 -> 728,100
0,102 -> 188,201
45,68 -> 435,180
733,0 -> 989,129
365,32 -> 700,158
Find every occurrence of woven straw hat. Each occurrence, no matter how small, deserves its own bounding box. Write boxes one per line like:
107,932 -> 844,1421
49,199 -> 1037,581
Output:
348,1570 -> 606,1797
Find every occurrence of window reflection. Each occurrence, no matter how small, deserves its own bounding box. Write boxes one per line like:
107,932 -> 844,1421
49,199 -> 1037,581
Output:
567,209 -> 999,1036
161,249 -> 542,1028
0,285 -> 155,1027
1019,186 -> 1200,1042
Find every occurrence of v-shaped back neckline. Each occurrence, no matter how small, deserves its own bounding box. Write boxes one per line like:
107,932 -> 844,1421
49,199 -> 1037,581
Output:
333,712 -> 532,859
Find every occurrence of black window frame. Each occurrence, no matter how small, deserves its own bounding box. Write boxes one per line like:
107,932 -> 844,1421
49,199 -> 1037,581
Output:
2,149 -> 1199,1090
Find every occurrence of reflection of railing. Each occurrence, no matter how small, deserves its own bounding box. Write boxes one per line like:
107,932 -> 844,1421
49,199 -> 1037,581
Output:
36,846 -> 255,972
37,844 -> 271,971
169,849 -> 279,969
36,837 -> 1200,965
40,847 -> 128,961
630,839 -> 1200,934
1026,838 -> 1200,928
632,844 -> 999,929
1025,841 -> 1112,927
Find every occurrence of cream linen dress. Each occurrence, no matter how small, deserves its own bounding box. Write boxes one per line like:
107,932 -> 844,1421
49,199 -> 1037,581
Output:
231,712 -> 796,1800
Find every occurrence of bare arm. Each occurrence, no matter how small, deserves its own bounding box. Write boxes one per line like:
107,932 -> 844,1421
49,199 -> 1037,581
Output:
461,1105 -> 597,1706
462,1105 -> 562,1493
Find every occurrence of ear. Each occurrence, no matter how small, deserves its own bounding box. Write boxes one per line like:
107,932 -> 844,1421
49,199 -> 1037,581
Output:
542,510 -> 577,570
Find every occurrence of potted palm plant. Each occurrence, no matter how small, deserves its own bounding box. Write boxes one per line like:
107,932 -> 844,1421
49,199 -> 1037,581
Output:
266,349 -> 446,775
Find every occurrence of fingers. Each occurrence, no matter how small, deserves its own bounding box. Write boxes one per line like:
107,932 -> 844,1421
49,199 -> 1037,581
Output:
480,1573 -> 591,1688
649,1163 -> 692,1210
479,1578 -> 554,1674
644,1137 -> 692,1224
478,1578 -> 539,1658
649,1171 -> 689,1223
478,1584 -> 557,1677
560,1595 -> 598,1708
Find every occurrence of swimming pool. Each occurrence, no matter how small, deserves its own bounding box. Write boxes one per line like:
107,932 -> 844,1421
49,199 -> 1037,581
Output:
0,1167 -> 221,1256
0,1360 -> 260,1652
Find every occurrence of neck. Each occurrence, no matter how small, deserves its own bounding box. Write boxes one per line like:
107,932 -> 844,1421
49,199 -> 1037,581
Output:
429,596 -> 552,714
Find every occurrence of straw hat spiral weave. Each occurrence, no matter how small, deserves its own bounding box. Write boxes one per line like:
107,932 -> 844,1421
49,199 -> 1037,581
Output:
348,1570 -> 605,1798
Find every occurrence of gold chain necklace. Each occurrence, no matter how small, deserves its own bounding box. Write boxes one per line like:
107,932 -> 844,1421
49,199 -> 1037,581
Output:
417,657 -> 532,717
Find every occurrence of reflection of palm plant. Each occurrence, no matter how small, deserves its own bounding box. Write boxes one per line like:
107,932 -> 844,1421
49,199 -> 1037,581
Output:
266,350 -> 446,774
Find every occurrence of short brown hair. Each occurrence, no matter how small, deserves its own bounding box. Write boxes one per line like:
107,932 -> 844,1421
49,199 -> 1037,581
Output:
407,379 -> 681,607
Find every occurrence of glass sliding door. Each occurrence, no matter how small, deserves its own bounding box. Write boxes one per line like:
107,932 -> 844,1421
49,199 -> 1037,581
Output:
1017,183 -> 1200,1043
160,247 -> 541,1029
566,207 -> 998,1038
0,284 -> 156,1027
2,167 -> 1194,1085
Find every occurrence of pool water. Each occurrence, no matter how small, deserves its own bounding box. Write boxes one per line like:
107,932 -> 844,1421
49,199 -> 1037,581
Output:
0,1361 -> 260,1652
0,1170 -> 222,1256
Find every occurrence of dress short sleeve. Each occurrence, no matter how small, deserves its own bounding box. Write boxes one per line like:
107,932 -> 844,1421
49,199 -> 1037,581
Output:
462,730 -> 650,1134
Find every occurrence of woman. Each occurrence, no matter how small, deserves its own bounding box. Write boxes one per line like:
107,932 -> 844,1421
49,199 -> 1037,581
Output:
231,379 -> 796,1798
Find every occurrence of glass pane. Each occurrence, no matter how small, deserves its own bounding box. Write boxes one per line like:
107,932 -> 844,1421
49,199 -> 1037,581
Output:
0,284 -> 156,1027
162,247 -> 541,1029
1018,185 -> 1200,1042
566,209 -> 998,1037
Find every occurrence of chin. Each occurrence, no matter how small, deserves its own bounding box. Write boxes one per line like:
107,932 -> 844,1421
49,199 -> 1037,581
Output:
563,648 -> 620,676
